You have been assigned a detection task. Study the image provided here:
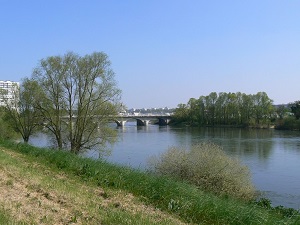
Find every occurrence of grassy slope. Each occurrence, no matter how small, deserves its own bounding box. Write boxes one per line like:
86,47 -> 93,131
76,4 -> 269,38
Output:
0,140 -> 299,225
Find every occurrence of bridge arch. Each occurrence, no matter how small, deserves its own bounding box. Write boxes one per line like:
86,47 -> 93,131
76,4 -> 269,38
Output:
136,118 -> 150,126
114,120 -> 127,127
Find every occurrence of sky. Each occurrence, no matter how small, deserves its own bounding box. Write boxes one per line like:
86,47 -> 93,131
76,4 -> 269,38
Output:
1,1 -> 300,109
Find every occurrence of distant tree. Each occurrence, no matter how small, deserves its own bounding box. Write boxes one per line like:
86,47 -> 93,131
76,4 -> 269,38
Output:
239,93 -> 254,125
205,92 -> 218,125
290,101 -> 300,120
187,98 -> 200,125
173,103 -> 189,123
32,52 -> 121,154
276,105 -> 288,119
0,79 -> 40,143
253,92 -> 274,124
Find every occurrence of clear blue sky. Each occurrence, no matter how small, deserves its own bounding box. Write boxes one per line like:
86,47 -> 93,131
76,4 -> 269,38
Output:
1,1 -> 299,108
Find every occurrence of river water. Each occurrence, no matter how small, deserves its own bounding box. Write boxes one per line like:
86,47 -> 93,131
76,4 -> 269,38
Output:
29,123 -> 300,209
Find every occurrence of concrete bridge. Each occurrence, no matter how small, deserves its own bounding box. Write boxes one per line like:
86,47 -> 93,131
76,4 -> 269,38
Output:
114,114 -> 172,126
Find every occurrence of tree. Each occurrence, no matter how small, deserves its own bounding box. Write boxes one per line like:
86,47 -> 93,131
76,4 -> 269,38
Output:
276,105 -> 288,119
0,79 -> 40,143
173,103 -> 189,123
290,101 -> 300,120
205,92 -> 218,125
253,92 -> 274,125
32,52 -> 121,154
0,107 -> 18,140
239,93 -> 254,125
187,98 -> 200,125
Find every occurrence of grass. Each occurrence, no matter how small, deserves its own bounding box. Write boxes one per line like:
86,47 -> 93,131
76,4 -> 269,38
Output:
0,139 -> 299,224
0,208 -> 27,225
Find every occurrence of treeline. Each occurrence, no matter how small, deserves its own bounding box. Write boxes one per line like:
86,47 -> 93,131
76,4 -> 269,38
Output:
172,92 -> 275,127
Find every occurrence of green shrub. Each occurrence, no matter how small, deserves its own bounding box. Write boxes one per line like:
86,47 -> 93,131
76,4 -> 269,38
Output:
275,117 -> 300,130
0,107 -> 19,141
149,142 -> 256,201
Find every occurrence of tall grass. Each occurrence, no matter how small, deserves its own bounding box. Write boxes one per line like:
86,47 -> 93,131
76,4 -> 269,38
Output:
1,140 -> 299,224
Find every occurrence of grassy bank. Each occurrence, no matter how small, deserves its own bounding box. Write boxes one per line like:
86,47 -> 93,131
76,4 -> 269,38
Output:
0,140 -> 299,224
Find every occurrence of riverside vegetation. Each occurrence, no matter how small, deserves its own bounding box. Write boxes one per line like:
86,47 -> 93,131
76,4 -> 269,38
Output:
0,140 -> 300,224
172,92 -> 300,130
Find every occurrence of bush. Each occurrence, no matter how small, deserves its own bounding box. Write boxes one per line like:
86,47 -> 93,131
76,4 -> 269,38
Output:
275,117 -> 300,130
149,142 -> 256,201
0,107 -> 18,141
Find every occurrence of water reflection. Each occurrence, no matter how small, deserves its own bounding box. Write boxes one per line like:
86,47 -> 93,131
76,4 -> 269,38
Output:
171,127 -> 274,161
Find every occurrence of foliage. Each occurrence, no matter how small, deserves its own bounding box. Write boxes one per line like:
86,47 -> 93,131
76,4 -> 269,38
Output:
275,117 -> 300,130
255,198 -> 300,218
31,51 -> 121,153
0,107 -> 18,140
290,100 -> 300,120
276,105 -> 289,119
173,92 -> 275,127
1,140 -> 299,224
0,78 -> 41,143
148,142 -> 256,201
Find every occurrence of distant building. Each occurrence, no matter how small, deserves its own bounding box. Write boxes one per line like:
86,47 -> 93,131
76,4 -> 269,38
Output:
0,80 -> 20,108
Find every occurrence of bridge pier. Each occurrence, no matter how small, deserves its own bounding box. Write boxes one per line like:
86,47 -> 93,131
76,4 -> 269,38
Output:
136,119 -> 150,126
158,118 -> 171,126
115,120 -> 127,127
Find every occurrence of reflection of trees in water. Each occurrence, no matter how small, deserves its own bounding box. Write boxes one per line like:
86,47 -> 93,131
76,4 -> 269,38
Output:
172,127 -> 274,161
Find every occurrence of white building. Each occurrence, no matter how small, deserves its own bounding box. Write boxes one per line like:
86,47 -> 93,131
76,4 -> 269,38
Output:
0,80 -> 20,108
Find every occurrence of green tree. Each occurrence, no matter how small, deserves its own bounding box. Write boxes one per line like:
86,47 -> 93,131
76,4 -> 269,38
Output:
253,92 -> 274,125
215,92 -> 227,124
276,105 -> 288,119
197,96 -> 207,125
290,101 -> 300,120
226,92 -> 238,125
240,93 -> 254,125
0,79 -> 40,143
0,107 -> 18,140
32,52 -> 121,154
205,92 -> 218,125
173,103 -> 189,124
187,98 -> 200,125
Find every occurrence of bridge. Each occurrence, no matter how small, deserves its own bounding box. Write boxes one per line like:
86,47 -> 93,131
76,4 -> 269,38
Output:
114,113 -> 172,126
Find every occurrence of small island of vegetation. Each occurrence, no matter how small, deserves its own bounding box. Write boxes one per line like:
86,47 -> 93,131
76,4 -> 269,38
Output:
171,92 -> 300,130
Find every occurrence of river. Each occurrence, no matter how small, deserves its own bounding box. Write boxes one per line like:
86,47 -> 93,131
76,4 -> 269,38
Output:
29,123 -> 300,209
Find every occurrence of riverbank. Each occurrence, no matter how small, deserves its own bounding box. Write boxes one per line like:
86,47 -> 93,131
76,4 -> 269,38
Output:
0,140 -> 299,224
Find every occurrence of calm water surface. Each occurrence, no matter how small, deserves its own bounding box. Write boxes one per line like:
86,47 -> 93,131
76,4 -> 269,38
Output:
30,123 -> 300,209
